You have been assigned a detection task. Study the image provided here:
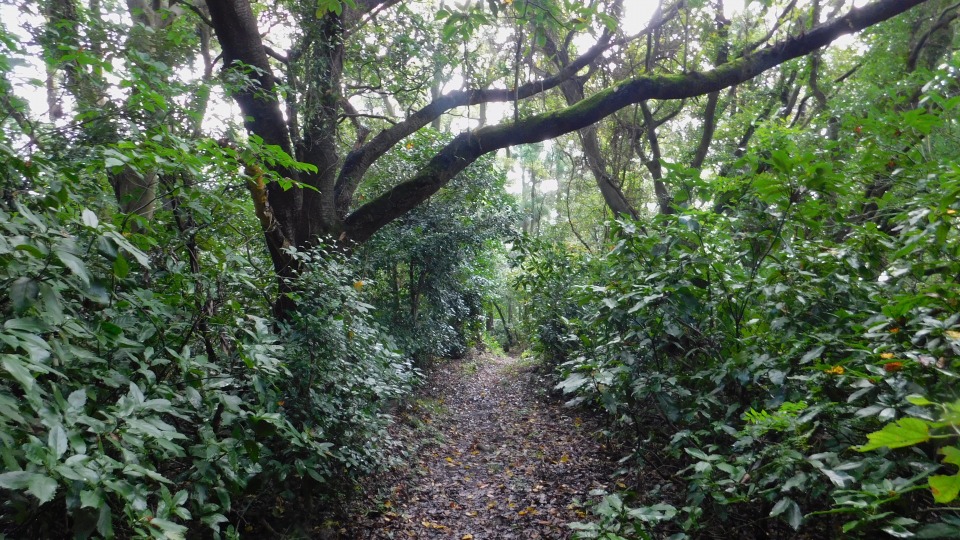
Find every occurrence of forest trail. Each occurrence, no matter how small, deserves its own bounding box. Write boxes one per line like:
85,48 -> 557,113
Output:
342,352 -> 620,539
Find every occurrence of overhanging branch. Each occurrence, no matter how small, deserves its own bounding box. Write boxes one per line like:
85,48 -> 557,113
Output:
343,0 -> 929,244
332,34 -> 615,215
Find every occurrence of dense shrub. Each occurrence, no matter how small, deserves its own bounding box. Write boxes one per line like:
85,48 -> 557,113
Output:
0,118 -> 417,540
524,65 -> 960,538
356,130 -> 518,362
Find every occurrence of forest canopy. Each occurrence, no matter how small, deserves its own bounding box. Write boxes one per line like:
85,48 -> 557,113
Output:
1,0 -> 959,537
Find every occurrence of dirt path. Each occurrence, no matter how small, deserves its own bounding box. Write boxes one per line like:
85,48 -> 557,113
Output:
342,352 -> 620,539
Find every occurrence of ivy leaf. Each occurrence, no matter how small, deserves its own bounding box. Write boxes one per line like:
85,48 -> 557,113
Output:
857,418 -> 930,451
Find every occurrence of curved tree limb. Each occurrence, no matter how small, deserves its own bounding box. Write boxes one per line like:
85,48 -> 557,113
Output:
343,0 -> 928,243
332,33 -> 615,216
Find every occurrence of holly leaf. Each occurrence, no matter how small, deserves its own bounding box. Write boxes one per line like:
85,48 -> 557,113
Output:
857,418 -> 930,451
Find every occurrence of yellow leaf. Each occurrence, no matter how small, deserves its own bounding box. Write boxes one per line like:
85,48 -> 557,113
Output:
945,330 -> 960,340
559,454 -> 570,463
421,520 -> 448,530
466,511 -> 478,517
462,535 -> 474,540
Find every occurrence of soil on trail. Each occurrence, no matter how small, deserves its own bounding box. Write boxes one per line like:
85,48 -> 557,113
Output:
343,352 -> 621,539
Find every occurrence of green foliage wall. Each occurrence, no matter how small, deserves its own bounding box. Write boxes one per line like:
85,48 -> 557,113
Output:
357,130 -> 519,361
520,61 -> 960,538
0,57 -> 417,540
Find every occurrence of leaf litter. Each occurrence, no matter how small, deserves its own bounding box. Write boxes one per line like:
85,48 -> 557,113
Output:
339,351 -> 621,539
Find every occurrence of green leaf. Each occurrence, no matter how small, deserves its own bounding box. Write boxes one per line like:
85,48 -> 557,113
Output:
97,504 -> 114,538
941,446 -> 960,467
80,489 -> 103,509
857,417 -> 930,451
49,424 -> 68,459
2,355 -> 36,392
770,497 -> 803,530
55,249 -> 90,285
0,471 -> 58,504
113,253 -> 130,279
929,473 -> 960,504
28,473 -> 58,504
556,372 -> 589,393
10,277 -> 39,313
801,345 -> 825,364
4,317 -> 45,332
821,468 -> 854,487
81,208 -> 99,228
906,395 -> 934,406
105,231 -> 150,267
916,522 -> 960,538
68,389 -> 87,409
38,283 -> 64,324
104,157 -> 125,169
149,517 -> 187,539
